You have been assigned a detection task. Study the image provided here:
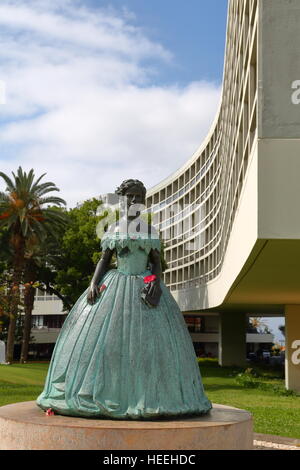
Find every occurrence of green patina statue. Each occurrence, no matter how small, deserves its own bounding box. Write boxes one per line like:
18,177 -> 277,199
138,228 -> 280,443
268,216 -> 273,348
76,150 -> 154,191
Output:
37,179 -> 212,419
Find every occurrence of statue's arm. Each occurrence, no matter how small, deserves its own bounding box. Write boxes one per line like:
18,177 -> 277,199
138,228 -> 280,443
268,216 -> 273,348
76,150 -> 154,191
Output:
148,248 -> 162,283
87,248 -> 114,305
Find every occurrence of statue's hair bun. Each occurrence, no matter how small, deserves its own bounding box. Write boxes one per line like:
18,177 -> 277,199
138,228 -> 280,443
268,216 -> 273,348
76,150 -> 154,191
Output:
115,179 -> 146,198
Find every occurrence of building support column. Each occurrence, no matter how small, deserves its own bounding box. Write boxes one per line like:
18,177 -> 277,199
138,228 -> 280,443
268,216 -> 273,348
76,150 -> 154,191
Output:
285,305 -> 300,392
218,312 -> 246,367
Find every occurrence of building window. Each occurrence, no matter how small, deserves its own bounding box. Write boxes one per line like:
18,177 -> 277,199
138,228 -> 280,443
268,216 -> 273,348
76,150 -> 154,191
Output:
31,315 -> 65,329
44,315 -> 65,329
185,316 -> 204,333
31,315 -> 44,328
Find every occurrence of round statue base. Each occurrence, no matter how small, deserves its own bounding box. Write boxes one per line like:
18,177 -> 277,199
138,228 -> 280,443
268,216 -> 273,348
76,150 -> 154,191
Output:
0,401 -> 252,450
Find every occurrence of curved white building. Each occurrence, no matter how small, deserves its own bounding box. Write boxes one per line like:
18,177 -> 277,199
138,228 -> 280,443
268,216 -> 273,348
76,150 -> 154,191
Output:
146,0 -> 300,391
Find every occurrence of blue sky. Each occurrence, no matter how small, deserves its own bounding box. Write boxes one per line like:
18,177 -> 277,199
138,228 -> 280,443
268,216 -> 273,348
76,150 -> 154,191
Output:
84,0 -> 229,86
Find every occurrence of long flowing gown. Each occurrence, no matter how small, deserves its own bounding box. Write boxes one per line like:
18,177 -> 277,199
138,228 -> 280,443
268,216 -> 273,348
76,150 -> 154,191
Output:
37,229 -> 212,419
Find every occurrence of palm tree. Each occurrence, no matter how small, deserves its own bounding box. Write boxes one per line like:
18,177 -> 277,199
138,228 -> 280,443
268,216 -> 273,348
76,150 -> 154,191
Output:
278,325 -> 285,337
248,317 -> 270,333
0,167 -> 67,363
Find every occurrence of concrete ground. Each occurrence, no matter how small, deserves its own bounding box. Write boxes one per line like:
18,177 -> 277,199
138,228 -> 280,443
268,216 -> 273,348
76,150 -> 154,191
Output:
253,433 -> 300,450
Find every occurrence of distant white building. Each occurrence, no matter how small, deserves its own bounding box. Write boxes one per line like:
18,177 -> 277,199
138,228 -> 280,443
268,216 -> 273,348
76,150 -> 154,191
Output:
22,289 -> 65,358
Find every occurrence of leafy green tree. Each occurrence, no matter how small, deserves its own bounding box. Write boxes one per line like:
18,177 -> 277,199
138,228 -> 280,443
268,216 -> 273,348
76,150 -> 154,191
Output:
19,223 -> 73,363
0,229 -> 14,343
0,167 -> 67,362
0,278 -> 10,341
0,271 -> 24,345
52,198 -> 106,309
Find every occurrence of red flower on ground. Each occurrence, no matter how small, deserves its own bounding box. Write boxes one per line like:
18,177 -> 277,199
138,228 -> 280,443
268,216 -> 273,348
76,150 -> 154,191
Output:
45,408 -> 54,416
143,275 -> 156,284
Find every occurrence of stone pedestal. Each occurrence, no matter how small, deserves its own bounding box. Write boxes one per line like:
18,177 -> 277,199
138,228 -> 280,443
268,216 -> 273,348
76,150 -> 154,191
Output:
0,401 -> 253,450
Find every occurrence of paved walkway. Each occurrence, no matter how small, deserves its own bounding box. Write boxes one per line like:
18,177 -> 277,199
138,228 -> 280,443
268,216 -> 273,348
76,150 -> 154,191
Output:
253,433 -> 300,450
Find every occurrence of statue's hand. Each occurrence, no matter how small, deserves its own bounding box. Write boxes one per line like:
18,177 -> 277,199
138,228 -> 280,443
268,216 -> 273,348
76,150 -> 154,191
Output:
87,282 -> 99,305
148,279 -> 161,298
141,279 -> 162,308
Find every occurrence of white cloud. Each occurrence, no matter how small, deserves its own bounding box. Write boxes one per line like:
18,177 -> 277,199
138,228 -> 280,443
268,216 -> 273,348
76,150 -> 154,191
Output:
0,0 -> 221,207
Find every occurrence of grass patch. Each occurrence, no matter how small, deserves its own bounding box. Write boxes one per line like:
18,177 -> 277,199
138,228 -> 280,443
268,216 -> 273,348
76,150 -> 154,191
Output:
0,362 -> 48,407
0,360 -> 299,439
198,359 -> 300,438
0,362 -> 48,385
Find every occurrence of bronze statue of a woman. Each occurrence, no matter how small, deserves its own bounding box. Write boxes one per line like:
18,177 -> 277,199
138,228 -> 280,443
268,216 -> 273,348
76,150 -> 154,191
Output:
37,179 -> 212,419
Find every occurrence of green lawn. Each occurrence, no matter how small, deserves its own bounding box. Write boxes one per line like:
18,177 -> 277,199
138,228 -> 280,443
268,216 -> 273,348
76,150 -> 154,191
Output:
0,360 -> 299,439
0,363 -> 48,407
199,359 -> 300,439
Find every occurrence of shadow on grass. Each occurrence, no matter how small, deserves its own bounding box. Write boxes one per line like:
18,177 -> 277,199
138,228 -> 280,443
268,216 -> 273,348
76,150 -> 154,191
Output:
198,359 -> 284,378
0,381 -> 43,394
203,384 -> 244,392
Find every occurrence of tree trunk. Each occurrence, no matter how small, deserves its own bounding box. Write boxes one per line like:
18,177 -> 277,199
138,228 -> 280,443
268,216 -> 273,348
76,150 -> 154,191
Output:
6,233 -> 25,364
5,313 -> 16,364
6,286 -> 20,363
20,261 -> 36,364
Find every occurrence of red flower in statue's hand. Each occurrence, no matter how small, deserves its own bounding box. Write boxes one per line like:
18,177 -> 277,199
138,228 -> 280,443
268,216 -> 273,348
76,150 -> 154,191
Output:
99,284 -> 106,293
143,275 -> 156,284
45,408 -> 54,416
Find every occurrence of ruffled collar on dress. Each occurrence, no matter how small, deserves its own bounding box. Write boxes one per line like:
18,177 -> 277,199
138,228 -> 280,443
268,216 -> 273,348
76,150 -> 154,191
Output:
101,230 -> 161,253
